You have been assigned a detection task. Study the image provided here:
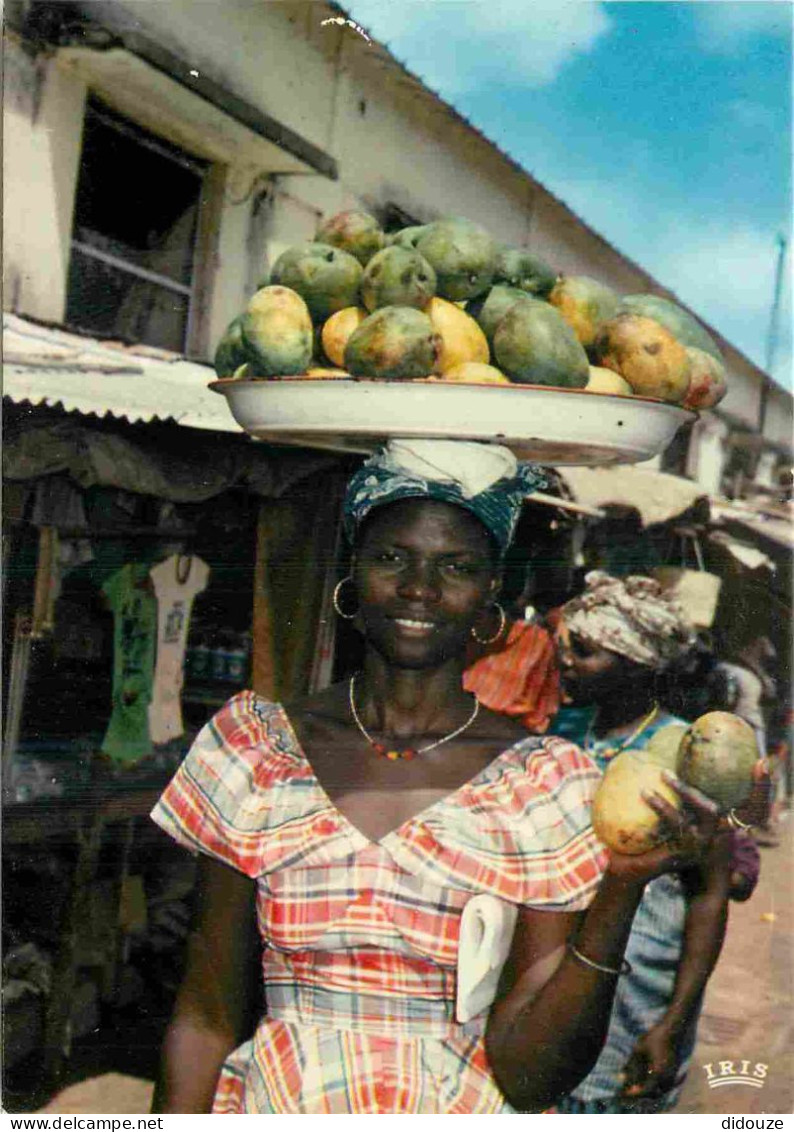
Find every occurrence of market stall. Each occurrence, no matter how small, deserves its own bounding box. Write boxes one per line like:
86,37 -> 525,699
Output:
2,343 -> 347,1089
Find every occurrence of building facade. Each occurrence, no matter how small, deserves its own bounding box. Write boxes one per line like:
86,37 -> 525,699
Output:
4,0 -> 791,490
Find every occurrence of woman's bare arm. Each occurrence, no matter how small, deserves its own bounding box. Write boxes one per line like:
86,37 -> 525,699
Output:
151,857 -> 260,1113
485,870 -> 647,1111
485,773 -> 724,1112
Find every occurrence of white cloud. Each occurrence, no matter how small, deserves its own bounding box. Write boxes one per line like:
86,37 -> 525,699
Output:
345,1 -> 612,93
691,1 -> 792,54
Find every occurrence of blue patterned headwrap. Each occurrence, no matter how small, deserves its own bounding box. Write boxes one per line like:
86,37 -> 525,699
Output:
343,440 -> 546,552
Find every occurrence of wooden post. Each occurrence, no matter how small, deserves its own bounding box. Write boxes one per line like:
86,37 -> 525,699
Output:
252,501 -> 277,698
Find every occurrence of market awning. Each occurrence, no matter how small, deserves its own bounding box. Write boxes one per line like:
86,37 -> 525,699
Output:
3,313 -> 241,433
558,465 -> 704,526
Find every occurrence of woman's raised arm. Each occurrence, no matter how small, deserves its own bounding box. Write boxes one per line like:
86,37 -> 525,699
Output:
485,773 -> 724,1112
151,857 -> 260,1113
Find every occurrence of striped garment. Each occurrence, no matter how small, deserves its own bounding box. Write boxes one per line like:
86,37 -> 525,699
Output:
151,691 -> 607,1114
464,620 -> 561,734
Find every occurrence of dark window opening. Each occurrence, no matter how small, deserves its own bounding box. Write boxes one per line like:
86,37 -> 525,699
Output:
379,202 -> 423,234
66,98 -> 207,352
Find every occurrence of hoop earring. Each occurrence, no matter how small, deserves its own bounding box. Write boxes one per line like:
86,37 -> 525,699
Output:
471,602 -> 506,645
333,575 -> 358,621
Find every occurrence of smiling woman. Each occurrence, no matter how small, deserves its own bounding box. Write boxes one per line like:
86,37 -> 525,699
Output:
149,440 -> 729,1114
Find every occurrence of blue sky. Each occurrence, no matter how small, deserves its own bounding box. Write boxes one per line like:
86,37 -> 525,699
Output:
345,1 -> 792,390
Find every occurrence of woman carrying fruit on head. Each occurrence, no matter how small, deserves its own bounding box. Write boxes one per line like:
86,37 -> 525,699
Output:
150,442 -> 731,1115
551,571 -> 763,1114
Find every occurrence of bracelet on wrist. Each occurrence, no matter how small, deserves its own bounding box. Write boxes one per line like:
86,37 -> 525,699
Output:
726,808 -> 754,832
567,941 -> 632,977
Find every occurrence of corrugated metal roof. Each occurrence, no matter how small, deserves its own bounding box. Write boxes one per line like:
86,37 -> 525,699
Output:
3,313 -> 241,433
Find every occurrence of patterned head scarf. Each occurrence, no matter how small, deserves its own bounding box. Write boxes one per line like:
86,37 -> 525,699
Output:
343,439 -> 546,552
559,570 -> 696,670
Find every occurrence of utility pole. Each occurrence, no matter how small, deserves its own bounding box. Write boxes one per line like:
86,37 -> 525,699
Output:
760,232 -> 788,435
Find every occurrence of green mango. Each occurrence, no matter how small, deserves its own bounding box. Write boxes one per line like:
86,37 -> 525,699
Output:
466,285 -> 531,345
360,246 -> 437,312
344,306 -> 440,379
493,247 -> 558,297
677,712 -> 758,810
620,294 -> 723,362
214,315 -> 249,378
240,285 -> 313,376
416,218 -> 497,301
387,225 -> 429,250
315,210 -> 385,266
493,297 -> 589,387
270,243 -> 363,323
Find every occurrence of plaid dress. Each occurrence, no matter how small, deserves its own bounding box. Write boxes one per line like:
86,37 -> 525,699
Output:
151,692 -> 607,1114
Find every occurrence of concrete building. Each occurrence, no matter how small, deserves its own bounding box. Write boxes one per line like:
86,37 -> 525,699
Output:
3,0 -> 791,491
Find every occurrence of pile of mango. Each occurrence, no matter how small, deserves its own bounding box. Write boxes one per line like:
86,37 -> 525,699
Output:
214,210 -> 727,409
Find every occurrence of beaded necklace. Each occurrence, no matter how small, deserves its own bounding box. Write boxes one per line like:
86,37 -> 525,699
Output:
348,674 -> 480,761
583,702 -> 661,761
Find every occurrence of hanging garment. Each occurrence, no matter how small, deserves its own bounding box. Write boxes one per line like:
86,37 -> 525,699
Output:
101,563 -> 157,763
148,555 -> 210,744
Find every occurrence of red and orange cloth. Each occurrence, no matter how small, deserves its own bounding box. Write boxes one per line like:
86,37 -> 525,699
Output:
464,619 -> 561,734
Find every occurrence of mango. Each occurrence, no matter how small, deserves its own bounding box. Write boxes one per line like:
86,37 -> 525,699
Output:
303,367 -> 350,378
493,247 -> 557,297
321,306 -> 367,367
416,218 -> 497,301
621,294 -> 723,363
643,724 -> 688,768
592,749 -> 683,855
549,275 -> 621,349
493,297 -> 589,387
426,296 -> 490,373
270,243 -> 363,323
344,306 -> 440,379
432,362 -> 510,385
676,712 -> 758,810
214,315 -> 248,378
466,285 -> 530,345
585,365 -> 633,396
360,247 -> 437,312
683,346 -> 728,410
239,285 -> 313,376
593,313 -> 692,403
387,225 -> 429,250
315,210 -> 385,265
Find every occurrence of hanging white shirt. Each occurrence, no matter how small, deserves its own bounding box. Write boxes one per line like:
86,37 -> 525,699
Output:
148,554 -> 210,744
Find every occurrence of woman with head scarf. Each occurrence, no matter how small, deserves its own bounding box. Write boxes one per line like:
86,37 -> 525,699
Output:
150,443 -> 728,1115
552,571 -> 762,1113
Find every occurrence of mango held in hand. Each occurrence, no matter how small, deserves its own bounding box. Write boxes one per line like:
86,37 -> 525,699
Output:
344,306 -> 440,379
591,749 -> 683,855
270,243 -> 363,323
315,210 -> 385,266
676,712 -> 758,810
239,286 -> 313,376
